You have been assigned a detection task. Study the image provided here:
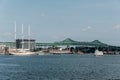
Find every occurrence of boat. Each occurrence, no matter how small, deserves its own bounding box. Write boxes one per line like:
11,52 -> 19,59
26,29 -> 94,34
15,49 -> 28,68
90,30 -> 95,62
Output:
9,49 -> 36,56
36,51 -> 46,55
49,50 -> 72,54
9,22 -> 37,56
94,49 -> 103,56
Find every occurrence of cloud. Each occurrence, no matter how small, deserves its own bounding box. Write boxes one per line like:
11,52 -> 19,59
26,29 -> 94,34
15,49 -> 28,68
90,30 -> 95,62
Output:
41,12 -> 45,17
2,32 -> 12,36
82,26 -> 92,31
87,26 -> 92,29
113,24 -> 120,29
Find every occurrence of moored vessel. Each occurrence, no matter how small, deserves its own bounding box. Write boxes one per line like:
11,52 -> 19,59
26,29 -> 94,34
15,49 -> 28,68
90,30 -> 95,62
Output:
94,49 -> 103,56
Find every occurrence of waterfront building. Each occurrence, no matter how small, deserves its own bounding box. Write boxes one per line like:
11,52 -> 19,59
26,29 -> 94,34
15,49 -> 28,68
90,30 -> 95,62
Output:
16,39 -> 36,50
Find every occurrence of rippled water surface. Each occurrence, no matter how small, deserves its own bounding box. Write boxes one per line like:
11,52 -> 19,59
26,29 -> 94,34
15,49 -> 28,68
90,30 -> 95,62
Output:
0,54 -> 120,80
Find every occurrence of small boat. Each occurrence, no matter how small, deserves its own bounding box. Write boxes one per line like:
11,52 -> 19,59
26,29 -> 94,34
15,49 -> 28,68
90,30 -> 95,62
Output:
36,51 -> 46,55
49,50 -> 72,54
94,49 -> 103,56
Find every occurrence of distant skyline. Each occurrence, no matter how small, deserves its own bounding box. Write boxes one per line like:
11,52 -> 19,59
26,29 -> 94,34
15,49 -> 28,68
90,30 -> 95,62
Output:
0,0 -> 120,46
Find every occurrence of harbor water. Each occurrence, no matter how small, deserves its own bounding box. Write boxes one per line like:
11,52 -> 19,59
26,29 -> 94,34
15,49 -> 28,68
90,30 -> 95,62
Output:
0,54 -> 120,80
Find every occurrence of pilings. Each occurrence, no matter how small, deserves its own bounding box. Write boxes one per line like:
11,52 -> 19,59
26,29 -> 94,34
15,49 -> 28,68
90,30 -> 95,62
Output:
0,45 -> 9,54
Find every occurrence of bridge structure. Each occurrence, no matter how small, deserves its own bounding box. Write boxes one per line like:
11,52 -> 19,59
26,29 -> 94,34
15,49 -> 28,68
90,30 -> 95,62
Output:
1,38 -> 120,53
36,38 -> 109,47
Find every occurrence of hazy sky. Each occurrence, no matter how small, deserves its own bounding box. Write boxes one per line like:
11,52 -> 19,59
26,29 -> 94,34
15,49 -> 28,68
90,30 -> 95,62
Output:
0,0 -> 120,46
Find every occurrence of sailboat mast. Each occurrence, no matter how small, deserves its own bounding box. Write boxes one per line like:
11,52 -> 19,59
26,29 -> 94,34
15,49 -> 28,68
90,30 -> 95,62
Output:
22,24 -> 24,50
14,21 -> 16,41
14,21 -> 17,48
28,24 -> 31,50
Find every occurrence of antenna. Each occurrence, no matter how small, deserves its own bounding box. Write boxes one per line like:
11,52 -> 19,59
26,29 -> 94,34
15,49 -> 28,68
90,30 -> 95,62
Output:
22,24 -> 24,50
28,24 -> 31,50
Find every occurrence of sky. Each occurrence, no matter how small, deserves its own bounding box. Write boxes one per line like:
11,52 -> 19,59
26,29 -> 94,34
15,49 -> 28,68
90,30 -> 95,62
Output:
0,0 -> 120,46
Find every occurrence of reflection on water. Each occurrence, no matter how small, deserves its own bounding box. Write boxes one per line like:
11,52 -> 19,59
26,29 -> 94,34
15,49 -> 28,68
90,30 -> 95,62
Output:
0,54 -> 120,80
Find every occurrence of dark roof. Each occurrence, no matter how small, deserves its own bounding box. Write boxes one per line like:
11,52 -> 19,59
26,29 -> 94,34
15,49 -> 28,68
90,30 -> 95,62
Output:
16,39 -> 35,41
